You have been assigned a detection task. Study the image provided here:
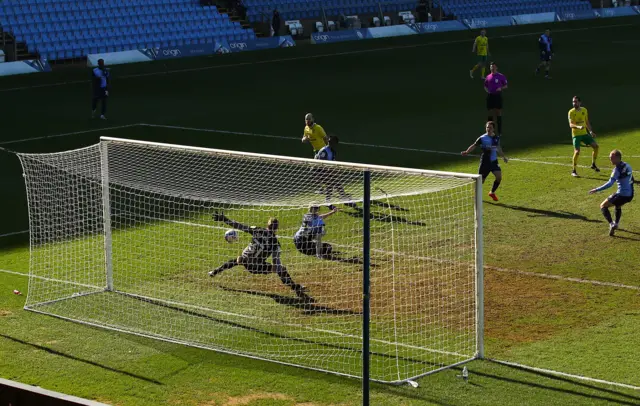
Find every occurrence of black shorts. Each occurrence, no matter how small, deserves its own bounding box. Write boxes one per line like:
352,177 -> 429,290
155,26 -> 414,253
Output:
93,88 -> 108,99
539,51 -> 551,62
607,193 -> 633,207
486,93 -> 503,110
479,160 -> 501,179
294,236 -> 332,257
238,255 -> 272,274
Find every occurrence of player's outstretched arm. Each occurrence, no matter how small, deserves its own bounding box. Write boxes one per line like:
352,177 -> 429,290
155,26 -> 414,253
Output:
471,39 -> 476,53
589,177 -> 615,194
212,211 -> 251,232
318,207 -> 339,219
461,144 -> 477,156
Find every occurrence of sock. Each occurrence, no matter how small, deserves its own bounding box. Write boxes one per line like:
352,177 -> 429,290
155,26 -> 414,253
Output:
480,67 -> 486,77
101,98 -> 107,115
601,207 -> 613,224
545,68 -> 550,76
497,116 -> 503,135
491,180 -> 501,193
471,65 -> 478,72
91,97 -> 98,111
591,145 -> 599,165
213,259 -> 237,275
615,207 -> 622,224
572,152 -> 579,170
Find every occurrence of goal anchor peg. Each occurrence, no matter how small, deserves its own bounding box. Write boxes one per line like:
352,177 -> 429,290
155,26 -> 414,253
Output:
407,380 -> 419,388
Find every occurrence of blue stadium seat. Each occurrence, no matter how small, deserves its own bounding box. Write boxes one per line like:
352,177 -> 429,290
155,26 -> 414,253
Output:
0,0 -> 258,60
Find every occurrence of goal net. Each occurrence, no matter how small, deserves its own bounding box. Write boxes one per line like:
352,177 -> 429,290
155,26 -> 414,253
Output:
17,136 -> 483,383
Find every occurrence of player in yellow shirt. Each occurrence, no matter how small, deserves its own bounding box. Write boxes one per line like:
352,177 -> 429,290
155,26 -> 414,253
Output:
568,96 -> 599,177
470,29 -> 489,79
302,113 -> 328,156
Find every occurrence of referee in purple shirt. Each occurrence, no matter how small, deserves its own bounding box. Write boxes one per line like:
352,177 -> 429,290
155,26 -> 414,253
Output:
484,62 -> 508,137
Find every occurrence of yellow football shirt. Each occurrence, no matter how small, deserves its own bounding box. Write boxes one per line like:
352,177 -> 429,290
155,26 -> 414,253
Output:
304,123 -> 328,151
568,107 -> 588,137
475,36 -> 488,56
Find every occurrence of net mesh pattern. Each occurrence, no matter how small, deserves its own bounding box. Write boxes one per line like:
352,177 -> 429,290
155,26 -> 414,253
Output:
17,139 -> 479,383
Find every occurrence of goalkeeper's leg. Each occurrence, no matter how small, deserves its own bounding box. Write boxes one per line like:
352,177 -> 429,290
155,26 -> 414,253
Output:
272,254 -> 309,299
208,257 -> 238,277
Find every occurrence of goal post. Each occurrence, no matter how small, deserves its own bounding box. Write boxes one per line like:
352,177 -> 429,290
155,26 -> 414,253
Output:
16,136 -> 484,384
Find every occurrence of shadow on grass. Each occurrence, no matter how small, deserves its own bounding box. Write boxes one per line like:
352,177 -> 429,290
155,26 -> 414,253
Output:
370,200 -> 409,212
0,333 -> 163,385
219,286 -> 361,316
612,234 -> 640,242
486,202 -> 601,223
483,360 -> 640,405
342,206 -> 426,227
119,291 -> 444,370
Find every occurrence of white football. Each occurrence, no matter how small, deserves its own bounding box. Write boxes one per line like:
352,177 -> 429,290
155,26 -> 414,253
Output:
224,229 -> 239,243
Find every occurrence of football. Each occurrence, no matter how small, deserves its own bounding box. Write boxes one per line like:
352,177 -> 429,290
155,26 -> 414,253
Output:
224,229 -> 239,243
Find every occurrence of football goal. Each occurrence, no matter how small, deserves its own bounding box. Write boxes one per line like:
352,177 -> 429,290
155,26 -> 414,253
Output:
17,136 -> 483,384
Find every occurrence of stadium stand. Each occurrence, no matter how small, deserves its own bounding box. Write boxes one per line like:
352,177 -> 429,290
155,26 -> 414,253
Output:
441,0 -> 592,20
245,0 -> 426,23
0,0 -> 257,61
245,0 -> 592,26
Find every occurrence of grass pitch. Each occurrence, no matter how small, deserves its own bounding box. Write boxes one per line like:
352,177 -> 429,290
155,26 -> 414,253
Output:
1,15 -> 640,406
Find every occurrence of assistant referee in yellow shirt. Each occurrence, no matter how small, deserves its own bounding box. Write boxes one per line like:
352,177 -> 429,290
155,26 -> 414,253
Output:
302,113 -> 328,156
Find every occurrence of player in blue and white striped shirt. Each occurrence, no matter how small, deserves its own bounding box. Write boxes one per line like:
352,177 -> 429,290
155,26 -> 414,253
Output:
589,150 -> 634,236
535,30 -> 553,79
315,135 -> 356,209
293,204 -> 339,258
92,59 -> 110,119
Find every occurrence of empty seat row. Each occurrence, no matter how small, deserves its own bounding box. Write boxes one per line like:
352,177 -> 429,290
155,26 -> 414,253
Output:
3,14 -> 230,27
4,5 -> 218,17
3,0 -> 194,7
446,1 -> 590,15
16,25 -> 246,42
3,15 -> 235,32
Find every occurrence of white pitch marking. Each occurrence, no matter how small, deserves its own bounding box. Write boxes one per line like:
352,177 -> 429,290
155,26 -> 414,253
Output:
490,359 -> 640,391
0,124 -> 140,147
0,23 -> 633,93
139,123 -> 640,174
0,230 -> 28,238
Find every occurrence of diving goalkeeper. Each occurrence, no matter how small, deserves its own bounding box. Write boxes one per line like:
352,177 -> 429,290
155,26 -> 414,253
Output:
209,211 -> 309,299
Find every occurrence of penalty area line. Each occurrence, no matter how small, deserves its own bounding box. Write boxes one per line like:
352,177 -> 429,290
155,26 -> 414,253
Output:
0,230 -> 28,238
0,124 -> 141,147
139,123 -> 640,173
489,359 -> 640,391
486,266 -> 640,291
0,269 -> 28,277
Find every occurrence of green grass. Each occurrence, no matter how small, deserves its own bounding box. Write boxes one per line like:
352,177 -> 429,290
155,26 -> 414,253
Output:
2,16 -> 640,405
